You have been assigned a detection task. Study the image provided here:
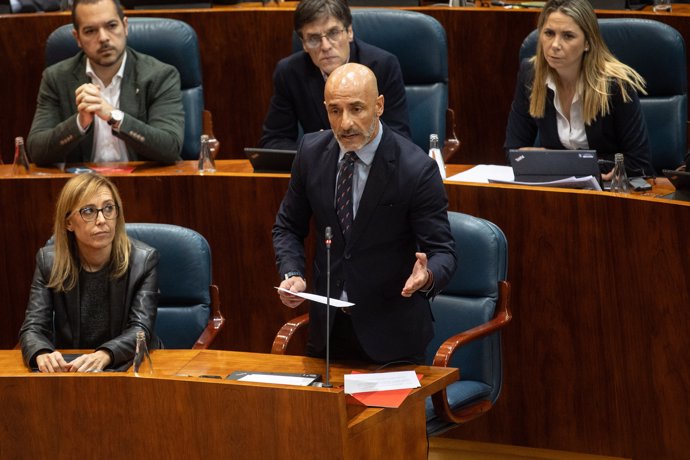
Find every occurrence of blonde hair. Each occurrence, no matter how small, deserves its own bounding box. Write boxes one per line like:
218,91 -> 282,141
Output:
48,174 -> 130,292
529,0 -> 646,124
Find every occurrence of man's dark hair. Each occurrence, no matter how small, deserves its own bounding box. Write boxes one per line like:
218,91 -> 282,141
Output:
294,0 -> 352,36
71,0 -> 125,29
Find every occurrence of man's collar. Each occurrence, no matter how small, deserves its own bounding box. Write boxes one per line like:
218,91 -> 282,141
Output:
85,50 -> 128,86
337,120 -> 383,165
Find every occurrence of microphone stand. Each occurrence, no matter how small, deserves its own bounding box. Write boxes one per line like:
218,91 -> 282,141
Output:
323,226 -> 333,388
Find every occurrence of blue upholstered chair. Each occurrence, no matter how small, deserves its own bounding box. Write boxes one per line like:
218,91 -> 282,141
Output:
45,18 -> 208,160
519,19 -> 687,174
125,223 -> 225,349
292,9 -> 455,155
424,211 -> 511,436
270,212 -> 511,436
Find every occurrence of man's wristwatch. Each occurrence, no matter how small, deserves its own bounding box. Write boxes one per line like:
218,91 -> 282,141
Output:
284,271 -> 304,281
107,109 -> 124,128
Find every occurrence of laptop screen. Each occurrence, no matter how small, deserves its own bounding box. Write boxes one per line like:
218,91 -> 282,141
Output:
508,149 -> 601,184
244,148 -> 297,173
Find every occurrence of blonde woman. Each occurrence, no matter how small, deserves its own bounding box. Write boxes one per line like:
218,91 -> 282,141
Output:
19,174 -> 161,372
504,0 -> 654,179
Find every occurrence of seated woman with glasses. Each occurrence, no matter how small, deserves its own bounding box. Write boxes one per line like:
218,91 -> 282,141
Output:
19,173 -> 161,372
259,0 -> 410,150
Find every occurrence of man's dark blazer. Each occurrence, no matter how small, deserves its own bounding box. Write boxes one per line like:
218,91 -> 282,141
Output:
273,124 -> 456,363
260,38 -> 411,150
505,59 -> 654,177
27,47 -> 184,166
19,239 -> 161,370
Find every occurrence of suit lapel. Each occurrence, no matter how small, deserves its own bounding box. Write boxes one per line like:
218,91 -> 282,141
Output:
348,126 -> 397,248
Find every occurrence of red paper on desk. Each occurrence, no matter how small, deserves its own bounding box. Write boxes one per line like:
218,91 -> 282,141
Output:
345,372 -> 423,408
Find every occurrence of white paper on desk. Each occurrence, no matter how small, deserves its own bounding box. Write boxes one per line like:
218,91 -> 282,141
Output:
275,287 -> 355,307
446,165 -> 515,184
238,374 -> 315,386
488,175 -> 602,191
344,371 -> 421,394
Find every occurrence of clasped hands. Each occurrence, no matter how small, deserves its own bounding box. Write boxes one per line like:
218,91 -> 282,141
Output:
35,349 -> 112,373
75,83 -> 115,131
278,252 -> 432,308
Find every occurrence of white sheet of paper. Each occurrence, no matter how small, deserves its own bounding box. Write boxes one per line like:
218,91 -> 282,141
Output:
343,371 -> 421,394
488,175 -> 602,191
446,165 -> 515,183
275,287 -> 355,307
238,374 -> 315,386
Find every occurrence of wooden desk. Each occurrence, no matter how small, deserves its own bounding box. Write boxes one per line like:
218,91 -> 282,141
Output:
2,6 -> 690,166
0,349 -> 457,459
1,161 -> 690,459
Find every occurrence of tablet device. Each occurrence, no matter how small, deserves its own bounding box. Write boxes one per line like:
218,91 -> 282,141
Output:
244,148 -> 296,173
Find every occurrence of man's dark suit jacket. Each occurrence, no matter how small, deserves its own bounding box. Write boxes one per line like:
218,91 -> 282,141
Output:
27,47 -> 184,165
505,59 -> 654,177
273,125 -> 456,363
19,239 -> 161,370
260,39 -> 411,150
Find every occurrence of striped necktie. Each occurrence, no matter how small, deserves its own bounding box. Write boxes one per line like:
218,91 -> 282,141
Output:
336,151 -> 358,242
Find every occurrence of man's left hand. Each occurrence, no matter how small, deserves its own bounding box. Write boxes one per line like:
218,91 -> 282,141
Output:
401,252 -> 432,297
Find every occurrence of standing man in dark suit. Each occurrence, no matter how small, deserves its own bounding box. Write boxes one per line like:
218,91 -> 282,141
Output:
273,63 -> 456,364
27,0 -> 184,165
259,0 -> 410,150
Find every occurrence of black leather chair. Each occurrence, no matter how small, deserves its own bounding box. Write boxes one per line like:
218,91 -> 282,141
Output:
293,9 -> 450,153
45,18 -> 207,160
126,223 -> 225,349
519,19 -> 687,175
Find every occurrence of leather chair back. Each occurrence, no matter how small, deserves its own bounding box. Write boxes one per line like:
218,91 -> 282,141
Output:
519,19 -> 687,174
425,212 -> 508,436
125,223 -> 213,349
293,9 -> 448,151
45,18 -> 204,160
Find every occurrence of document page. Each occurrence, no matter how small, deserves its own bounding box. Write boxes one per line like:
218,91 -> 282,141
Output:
344,371 -> 421,394
275,287 -> 354,307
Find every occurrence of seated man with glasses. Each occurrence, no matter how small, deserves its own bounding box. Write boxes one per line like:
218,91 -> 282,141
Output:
19,173 -> 162,373
259,0 -> 411,150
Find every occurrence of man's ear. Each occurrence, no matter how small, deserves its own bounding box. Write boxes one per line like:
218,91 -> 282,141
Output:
72,28 -> 82,49
376,94 -> 384,117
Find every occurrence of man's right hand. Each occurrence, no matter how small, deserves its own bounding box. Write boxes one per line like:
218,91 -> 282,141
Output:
278,276 -> 307,308
75,83 -> 114,130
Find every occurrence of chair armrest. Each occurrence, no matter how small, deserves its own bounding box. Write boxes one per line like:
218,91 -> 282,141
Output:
271,313 -> 310,355
430,280 -> 512,424
203,109 -> 214,138
193,284 -> 226,349
442,108 -> 461,164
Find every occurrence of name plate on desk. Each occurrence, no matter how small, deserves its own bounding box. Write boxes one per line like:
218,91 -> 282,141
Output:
226,370 -> 321,387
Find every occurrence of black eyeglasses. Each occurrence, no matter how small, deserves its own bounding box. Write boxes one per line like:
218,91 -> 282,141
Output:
302,28 -> 346,49
77,204 -> 119,222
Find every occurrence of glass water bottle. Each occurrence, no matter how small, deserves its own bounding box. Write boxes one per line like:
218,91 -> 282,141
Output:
610,153 -> 630,194
428,134 -> 446,180
133,330 -> 154,376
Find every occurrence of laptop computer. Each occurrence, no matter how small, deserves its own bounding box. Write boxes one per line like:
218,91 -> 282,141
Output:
661,169 -> 690,201
244,148 -> 296,173
508,149 -> 601,184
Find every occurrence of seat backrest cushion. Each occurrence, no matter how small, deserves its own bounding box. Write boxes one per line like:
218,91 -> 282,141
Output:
126,223 -> 212,349
426,212 -> 508,396
292,9 -> 448,150
45,18 -> 204,160
519,19 -> 687,174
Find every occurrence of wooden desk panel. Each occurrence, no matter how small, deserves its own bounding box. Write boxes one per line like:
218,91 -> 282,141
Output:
0,349 -> 456,460
2,7 -> 690,166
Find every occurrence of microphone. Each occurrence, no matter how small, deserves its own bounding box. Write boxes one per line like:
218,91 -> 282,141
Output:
322,226 -> 333,388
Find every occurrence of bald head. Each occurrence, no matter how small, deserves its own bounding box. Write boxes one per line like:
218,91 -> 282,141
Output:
324,63 -> 384,151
